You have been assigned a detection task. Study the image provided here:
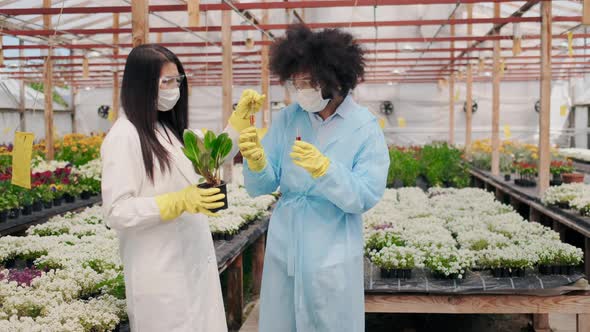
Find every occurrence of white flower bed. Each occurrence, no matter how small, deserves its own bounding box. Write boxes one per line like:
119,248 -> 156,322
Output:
31,157 -> 70,173
559,148 -> 590,162
0,174 -> 275,331
364,187 -> 584,278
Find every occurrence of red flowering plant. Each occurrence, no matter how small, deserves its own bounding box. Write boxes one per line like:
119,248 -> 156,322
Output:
550,159 -> 574,176
514,161 -> 537,181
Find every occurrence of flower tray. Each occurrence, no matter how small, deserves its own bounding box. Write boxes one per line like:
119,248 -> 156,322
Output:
538,265 -> 576,275
491,267 -> 526,278
0,210 -> 7,223
80,191 -> 92,200
432,272 -> 462,280
550,180 -> 563,187
212,233 -> 234,241
53,197 -> 63,207
514,179 -> 536,187
380,268 -> 412,279
43,200 -> 53,209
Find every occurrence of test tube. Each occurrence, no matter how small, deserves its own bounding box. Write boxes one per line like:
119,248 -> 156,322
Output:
296,128 -> 301,141
250,115 -> 255,126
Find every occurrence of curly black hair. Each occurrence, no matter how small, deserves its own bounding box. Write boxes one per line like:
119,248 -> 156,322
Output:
269,24 -> 365,97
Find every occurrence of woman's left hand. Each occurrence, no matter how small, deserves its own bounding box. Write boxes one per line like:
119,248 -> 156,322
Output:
229,89 -> 266,132
290,141 -> 331,179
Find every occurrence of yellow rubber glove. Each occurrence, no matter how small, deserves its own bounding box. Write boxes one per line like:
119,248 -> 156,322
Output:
229,89 -> 266,132
155,186 -> 226,221
239,127 -> 267,172
290,141 -> 330,179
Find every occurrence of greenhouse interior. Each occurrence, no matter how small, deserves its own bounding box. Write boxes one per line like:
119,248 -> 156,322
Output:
1,0 -> 590,331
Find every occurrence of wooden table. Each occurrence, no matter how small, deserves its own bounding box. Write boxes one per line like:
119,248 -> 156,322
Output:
214,217 -> 268,330
365,291 -> 590,332
470,168 -> 590,278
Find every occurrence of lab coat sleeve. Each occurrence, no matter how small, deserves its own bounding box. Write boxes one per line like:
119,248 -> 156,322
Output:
314,121 -> 390,214
101,129 -> 163,231
242,111 -> 286,197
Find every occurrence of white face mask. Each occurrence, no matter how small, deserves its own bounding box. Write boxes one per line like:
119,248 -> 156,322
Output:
296,88 -> 331,113
157,87 -> 180,112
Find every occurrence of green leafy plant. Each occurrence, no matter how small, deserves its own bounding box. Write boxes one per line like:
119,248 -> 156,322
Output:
182,130 -> 233,186
96,273 -> 126,300
0,190 -> 19,211
419,143 -> 469,188
387,148 -> 420,187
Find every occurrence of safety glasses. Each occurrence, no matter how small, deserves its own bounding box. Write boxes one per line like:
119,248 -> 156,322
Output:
285,76 -> 316,92
159,74 -> 186,89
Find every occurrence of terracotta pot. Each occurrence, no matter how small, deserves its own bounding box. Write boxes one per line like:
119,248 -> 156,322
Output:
562,173 -> 584,184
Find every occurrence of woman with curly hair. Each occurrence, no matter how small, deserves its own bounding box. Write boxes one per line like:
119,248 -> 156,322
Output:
239,25 -> 390,331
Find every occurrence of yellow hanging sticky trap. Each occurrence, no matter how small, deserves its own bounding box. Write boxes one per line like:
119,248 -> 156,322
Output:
107,109 -> 115,122
512,38 -> 522,56
11,132 -> 35,189
83,57 -> 89,78
454,90 -> 460,102
560,105 -> 568,117
503,125 -> 511,139
257,127 -> 268,139
397,117 -> 406,128
567,31 -> 574,57
378,118 -> 386,129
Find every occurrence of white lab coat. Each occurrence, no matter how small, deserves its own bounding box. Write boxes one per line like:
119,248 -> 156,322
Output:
101,114 -> 239,332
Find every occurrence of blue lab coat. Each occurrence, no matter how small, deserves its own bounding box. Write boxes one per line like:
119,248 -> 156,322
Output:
243,95 -> 389,332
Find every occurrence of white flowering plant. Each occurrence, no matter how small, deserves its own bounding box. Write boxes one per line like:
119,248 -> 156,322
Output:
368,246 -> 424,270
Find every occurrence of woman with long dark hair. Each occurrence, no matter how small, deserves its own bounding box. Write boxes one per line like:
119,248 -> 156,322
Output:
101,44 -> 262,332
239,25 -> 389,331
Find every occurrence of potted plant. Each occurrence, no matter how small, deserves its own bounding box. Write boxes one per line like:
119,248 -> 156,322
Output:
514,161 -> 537,187
182,130 -> 233,212
19,189 -> 34,216
62,184 -> 81,203
0,193 -> 17,223
500,154 -> 514,181
52,185 -> 63,206
550,160 -> 573,186
369,246 -> 422,280
30,186 -> 44,212
38,185 -> 54,209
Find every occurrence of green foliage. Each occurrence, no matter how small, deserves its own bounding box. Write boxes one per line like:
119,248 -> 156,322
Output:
182,130 -> 233,186
96,274 -> 126,300
0,183 -> 20,210
386,143 -> 470,189
83,259 -> 118,274
387,148 -> 420,187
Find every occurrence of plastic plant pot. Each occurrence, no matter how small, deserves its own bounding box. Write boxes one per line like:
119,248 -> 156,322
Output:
197,181 -> 228,213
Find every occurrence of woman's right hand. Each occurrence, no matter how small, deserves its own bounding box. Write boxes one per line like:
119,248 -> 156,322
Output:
239,127 -> 267,173
155,186 -> 226,220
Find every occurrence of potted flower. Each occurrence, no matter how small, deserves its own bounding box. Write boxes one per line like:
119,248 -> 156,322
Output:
38,185 -> 54,209
4,191 -> 21,220
51,184 -> 64,206
62,184 -> 82,203
550,160 -> 573,186
537,242 -> 583,275
369,245 -> 423,279
513,161 -> 537,187
182,130 -> 233,212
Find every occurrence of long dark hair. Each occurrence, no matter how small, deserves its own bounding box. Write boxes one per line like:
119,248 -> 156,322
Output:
121,44 -> 189,182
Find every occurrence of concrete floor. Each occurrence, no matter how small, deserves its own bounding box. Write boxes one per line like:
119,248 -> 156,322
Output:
238,301 -> 576,332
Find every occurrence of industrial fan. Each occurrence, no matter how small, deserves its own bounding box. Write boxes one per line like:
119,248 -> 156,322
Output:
463,100 -> 478,113
380,101 -> 394,115
97,105 -> 111,119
